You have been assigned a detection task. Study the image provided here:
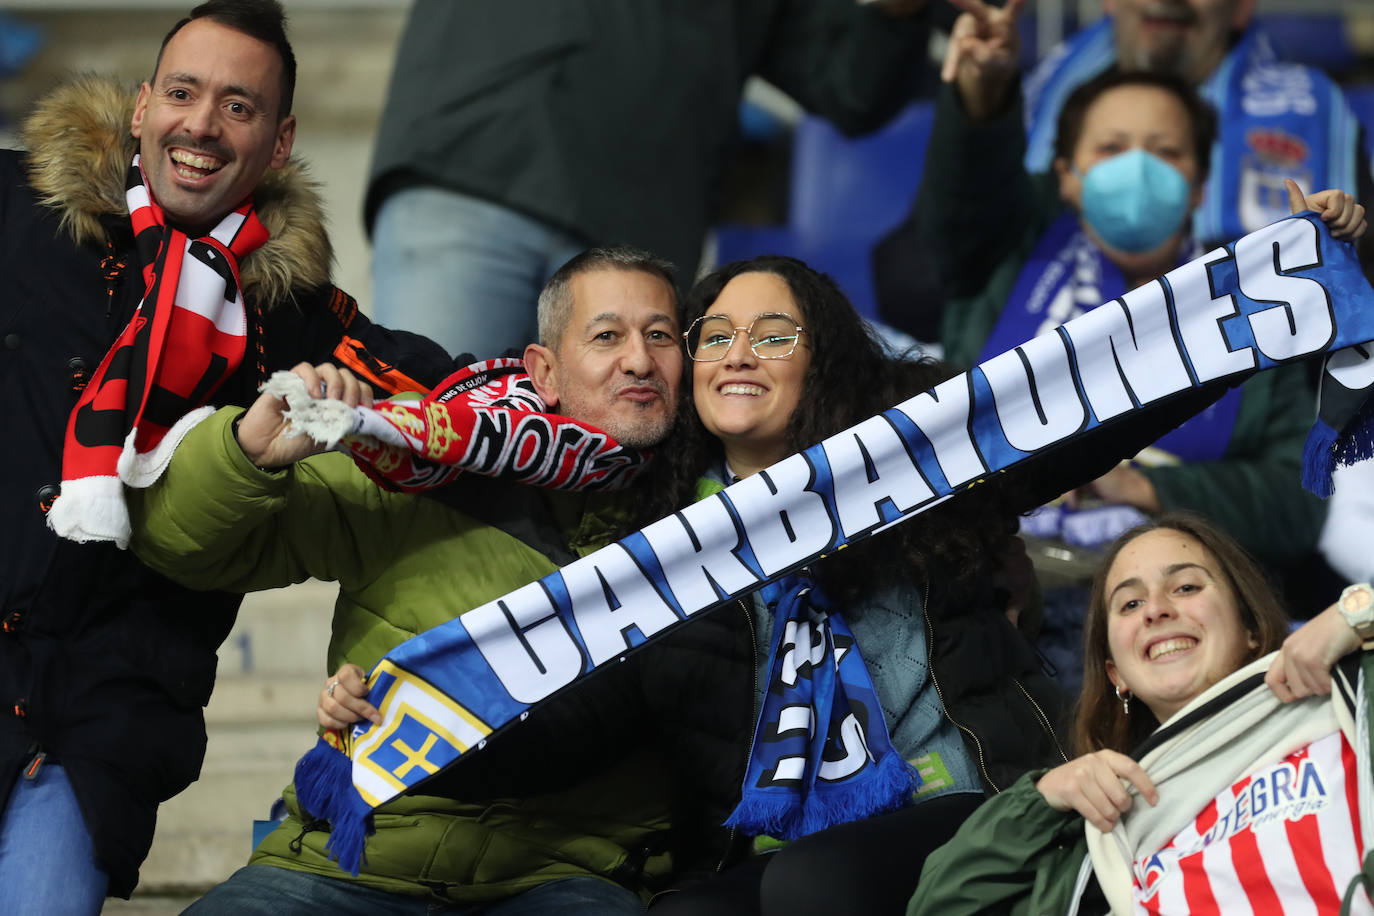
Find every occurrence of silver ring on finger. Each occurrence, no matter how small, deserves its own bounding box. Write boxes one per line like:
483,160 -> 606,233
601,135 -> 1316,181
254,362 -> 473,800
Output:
327,680 -> 338,697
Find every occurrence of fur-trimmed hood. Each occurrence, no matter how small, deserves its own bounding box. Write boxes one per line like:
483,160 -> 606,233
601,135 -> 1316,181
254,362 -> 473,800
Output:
19,73 -> 332,307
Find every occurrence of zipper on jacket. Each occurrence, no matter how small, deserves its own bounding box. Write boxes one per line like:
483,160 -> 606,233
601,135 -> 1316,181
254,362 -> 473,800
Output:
923,580 -> 1000,793
717,597 -> 759,873
1012,677 -> 1069,764
288,817 -> 329,853
23,749 -> 46,781
100,243 -> 127,321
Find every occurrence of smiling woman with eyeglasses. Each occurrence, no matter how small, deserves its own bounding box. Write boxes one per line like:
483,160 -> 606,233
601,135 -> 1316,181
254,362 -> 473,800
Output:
629,254 -> 1068,916
683,278 -> 814,481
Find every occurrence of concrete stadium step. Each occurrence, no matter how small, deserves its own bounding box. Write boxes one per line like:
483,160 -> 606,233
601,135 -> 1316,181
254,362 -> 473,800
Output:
212,579 -> 338,679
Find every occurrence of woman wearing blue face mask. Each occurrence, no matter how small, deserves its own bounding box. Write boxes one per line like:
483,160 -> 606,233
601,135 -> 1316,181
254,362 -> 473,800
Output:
1054,78 -> 1202,266
914,13 -> 1365,691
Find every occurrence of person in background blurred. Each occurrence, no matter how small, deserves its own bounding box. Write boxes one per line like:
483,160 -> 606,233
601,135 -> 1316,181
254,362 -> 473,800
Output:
364,0 -> 932,359
875,0 -> 1374,342
999,0 -> 1370,268
907,0 -> 1365,691
1319,462 -> 1374,585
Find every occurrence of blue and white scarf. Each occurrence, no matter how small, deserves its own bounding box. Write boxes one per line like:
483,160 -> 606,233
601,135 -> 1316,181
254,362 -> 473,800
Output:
1024,19 -> 1362,246
724,574 -> 917,841
980,212 -> 1242,545
293,214 -> 1374,876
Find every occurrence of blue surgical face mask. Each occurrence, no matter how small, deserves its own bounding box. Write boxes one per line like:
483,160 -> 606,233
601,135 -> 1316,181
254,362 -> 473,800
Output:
1076,148 -> 1192,254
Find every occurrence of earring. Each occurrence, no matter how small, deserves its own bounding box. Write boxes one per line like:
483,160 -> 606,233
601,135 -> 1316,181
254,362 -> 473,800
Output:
1115,685 -> 1130,716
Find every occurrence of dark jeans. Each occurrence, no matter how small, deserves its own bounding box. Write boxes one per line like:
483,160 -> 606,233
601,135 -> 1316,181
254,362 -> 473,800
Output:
182,865 -> 645,915
649,793 -> 984,916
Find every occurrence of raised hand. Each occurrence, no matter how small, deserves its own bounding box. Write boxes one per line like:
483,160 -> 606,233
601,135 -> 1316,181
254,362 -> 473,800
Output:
318,663 -> 381,730
1285,179 -> 1367,241
1036,748 -> 1158,833
236,362 -> 374,468
942,0 -> 1026,120
1064,462 -> 1161,514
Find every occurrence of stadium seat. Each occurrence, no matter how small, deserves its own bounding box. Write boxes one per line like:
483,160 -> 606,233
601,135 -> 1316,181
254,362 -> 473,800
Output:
714,101 -> 934,321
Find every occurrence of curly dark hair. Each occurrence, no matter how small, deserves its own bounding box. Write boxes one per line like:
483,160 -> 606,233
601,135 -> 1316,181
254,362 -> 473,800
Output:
629,255 -> 1025,604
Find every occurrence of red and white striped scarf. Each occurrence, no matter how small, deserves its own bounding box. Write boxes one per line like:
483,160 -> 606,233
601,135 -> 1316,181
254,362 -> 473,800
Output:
47,154 -> 268,547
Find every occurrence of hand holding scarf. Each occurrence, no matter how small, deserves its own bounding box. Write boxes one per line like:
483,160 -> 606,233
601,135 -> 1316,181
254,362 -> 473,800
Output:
256,357 -> 650,493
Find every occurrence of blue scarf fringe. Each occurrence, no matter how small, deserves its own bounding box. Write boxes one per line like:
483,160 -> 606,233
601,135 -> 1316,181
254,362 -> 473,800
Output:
293,735 -> 373,875
796,751 -> 918,839
1303,400 -> 1374,499
725,750 -> 918,842
1302,420 -> 1340,498
725,575 -> 921,843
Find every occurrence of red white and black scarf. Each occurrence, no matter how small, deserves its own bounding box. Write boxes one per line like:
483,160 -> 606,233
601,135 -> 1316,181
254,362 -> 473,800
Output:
47,154 -> 268,546
261,357 -> 649,493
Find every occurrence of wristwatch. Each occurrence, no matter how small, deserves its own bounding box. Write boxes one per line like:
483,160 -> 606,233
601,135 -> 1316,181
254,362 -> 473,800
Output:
1338,583 -> 1374,649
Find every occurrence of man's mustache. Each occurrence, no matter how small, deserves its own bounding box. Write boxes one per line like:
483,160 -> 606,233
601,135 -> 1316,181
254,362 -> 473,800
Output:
160,134 -> 234,162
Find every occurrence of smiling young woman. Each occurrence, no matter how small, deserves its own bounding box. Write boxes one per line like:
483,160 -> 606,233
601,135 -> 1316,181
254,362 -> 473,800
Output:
1077,512 -> 1289,754
910,512 -> 1374,915
632,255 -> 1068,916
686,271 -> 812,479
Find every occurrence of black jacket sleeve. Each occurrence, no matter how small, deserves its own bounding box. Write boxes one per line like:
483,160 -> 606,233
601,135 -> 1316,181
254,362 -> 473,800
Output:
259,284 -> 458,395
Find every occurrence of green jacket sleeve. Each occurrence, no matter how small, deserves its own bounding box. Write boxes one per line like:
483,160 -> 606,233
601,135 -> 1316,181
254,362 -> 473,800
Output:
1141,364 -> 1326,563
908,771 -> 1086,916
127,407 -> 411,592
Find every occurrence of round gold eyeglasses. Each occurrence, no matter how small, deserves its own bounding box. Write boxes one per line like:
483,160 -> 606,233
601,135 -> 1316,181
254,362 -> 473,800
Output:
684,313 -> 808,362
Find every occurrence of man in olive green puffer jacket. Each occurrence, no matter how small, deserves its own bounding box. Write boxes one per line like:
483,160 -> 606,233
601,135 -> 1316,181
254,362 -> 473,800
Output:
128,247 -> 686,915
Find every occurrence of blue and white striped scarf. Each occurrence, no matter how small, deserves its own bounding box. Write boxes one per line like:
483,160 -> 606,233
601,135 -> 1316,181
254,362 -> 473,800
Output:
724,574 -> 918,841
